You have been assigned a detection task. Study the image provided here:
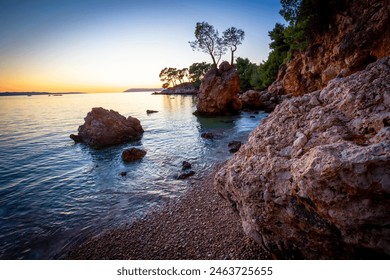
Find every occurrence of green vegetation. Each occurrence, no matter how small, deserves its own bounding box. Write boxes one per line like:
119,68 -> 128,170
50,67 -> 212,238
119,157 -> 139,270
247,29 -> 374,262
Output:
237,0 -> 345,91
222,27 -> 245,66
159,22 -> 244,90
159,62 -> 211,89
189,22 -> 245,68
162,1 -> 344,91
159,67 -> 189,88
188,62 -> 211,89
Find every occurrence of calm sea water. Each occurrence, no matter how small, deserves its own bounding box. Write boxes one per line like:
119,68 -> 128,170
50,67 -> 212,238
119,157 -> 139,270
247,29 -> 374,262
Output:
0,92 -> 266,259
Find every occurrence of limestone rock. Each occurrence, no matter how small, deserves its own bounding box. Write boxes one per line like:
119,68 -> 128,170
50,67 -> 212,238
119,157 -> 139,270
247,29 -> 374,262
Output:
270,0 -> 390,96
70,107 -> 144,149
194,62 -> 242,116
240,90 -> 286,112
122,148 -> 147,162
214,57 -> 390,259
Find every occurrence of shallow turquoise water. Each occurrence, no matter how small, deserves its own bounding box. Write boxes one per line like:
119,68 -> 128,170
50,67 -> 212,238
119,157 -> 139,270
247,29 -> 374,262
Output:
0,92 -> 267,259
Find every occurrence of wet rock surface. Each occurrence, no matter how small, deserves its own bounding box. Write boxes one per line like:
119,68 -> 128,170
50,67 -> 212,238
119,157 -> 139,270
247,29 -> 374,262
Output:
215,57 -> 390,259
70,107 -> 144,149
122,148 -> 147,162
228,141 -> 242,153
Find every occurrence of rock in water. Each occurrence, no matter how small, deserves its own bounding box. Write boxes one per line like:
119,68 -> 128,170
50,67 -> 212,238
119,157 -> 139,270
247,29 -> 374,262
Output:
228,141 -> 242,153
214,57 -> 390,259
177,171 -> 195,180
70,107 -> 144,149
122,148 -> 147,162
194,61 -> 242,116
182,161 -> 192,170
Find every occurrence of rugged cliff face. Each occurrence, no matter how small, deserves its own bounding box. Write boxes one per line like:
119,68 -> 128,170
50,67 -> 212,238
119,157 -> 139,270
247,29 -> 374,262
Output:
269,0 -> 390,96
214,57 -> 390,259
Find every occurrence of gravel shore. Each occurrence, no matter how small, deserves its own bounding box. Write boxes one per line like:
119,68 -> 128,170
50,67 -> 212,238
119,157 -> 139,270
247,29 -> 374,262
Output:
66,168 -> 270,260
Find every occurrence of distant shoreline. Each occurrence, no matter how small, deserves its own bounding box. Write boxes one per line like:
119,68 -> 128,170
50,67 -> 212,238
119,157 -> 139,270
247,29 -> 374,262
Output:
0,92 -> 85,97
123,88 -> 163,93
0,90 -> 163,97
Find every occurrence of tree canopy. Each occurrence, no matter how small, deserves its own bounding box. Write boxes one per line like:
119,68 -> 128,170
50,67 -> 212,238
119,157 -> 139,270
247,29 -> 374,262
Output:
189,22 -> 245,67
188,62 -> 211,89
222,27 -> 245,66
189,22 -> 226,68
159,67 -> 189,88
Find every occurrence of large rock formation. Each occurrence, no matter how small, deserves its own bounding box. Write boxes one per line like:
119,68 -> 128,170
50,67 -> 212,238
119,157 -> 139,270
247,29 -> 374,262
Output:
70,107 -> 144,149
214,57 -> 390,259
270,0 -> 390,96
194,61 -> 242,116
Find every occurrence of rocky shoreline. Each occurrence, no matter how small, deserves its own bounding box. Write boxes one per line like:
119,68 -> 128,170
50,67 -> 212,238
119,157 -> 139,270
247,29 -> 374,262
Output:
66,166 -> 269,260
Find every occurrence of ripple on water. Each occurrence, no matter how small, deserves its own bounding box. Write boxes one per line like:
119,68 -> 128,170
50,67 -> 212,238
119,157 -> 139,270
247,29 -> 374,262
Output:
0,92 -> 267,259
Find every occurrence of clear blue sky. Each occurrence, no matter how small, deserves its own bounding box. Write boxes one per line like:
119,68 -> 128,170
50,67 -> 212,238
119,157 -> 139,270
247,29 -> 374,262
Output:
0,0 -> 284,92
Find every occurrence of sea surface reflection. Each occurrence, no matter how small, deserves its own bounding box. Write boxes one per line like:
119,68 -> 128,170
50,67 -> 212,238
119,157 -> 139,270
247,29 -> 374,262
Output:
0,92 -> 267,259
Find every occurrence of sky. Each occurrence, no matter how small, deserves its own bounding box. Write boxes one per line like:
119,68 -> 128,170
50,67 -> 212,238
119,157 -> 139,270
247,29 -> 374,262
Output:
0,0 -> 284,93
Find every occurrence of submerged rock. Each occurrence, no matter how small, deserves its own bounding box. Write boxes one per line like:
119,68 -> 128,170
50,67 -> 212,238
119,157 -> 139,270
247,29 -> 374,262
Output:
70,107 -> 144,149
177,171 -> 195,180
182,161 -> 192,170
228,141 -> 242,153
201,132 -> 215,139
194,62 -> 242,116
214,57 -> 390,259
122,148 -> 147,162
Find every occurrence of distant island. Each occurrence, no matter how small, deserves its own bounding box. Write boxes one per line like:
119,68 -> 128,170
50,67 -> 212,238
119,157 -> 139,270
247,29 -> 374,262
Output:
0,92 -> 85,96
123,88 -> 163,93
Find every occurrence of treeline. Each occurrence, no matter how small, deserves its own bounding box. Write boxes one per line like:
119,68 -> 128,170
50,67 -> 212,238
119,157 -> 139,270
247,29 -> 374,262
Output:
160,0 -> 345,91
238,0 -> 347,91
159,21 -> 245,89
159,62 -> 211,89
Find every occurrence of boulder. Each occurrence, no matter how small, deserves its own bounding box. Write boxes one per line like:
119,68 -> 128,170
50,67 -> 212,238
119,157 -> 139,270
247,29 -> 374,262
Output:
182,161 -> 192,170
122,148 -> 147,162
214,57 -> 390,259
70,107 -> 144,149
194,61 -> 242,116
228,141 -> 242,153
240,90 -> 286,112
